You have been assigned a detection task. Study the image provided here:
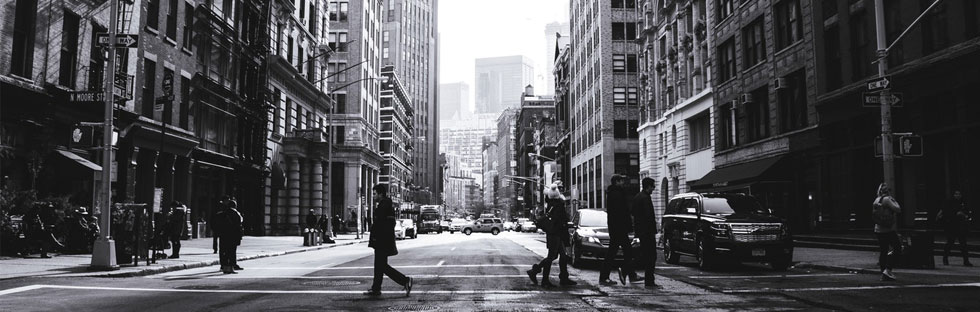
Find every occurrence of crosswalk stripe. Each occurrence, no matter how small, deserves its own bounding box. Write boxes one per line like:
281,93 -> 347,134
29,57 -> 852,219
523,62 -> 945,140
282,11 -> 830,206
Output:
721,282 -> 980,293
205,274 -> 529,279
3,284 -> 570,295
690,273 -> 854,279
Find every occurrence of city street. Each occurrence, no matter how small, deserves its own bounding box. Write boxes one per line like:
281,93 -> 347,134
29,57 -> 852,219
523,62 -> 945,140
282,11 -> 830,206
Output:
1,232 -> 976,311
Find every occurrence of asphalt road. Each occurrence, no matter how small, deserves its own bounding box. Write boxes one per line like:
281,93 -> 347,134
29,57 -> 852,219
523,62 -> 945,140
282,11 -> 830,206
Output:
0,232 -> 977,311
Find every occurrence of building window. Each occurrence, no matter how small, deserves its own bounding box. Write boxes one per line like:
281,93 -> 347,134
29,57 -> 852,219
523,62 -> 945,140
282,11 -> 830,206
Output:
742,18 -> 766,68
775,0 -> 803,50
612,0 -> 636,9
59,10 -> 81,88
628,87 -> 638,105
745,86 -> 770,142
627,54 -> 638,72
612,22 -> 636,40
824,26 -> 842,91
718,0 -> 735,20
822,0 -> 838,18
613,54 -> 626,72
920,0 -> 949,55
11,0 -> 39,78
849,11 -> 872,81
339,2 -> 349,21
717,38 -> 736,82
688,113 -> 710,151
147,0 -> 160,30
142,58 -> 157,118
183,3 -> 194,48
719,103 -> 737,149
329,32 -> 348,52
333,93 -> 347,113
180,76 -> 191,129
166,0 -> 178,39
966,0 -> 980,38
88,23 -> 106,91
614,87 -> 627,105
779,70 -> 807,132
614,120 -> 629,138
614,153 -> 639,186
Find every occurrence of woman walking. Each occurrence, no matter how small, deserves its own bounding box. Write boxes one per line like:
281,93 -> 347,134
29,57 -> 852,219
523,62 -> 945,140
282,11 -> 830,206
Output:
872,183 -> 901,281
526,183 -> 577,287
364,184 -> 412,296
937,190 -> 973,266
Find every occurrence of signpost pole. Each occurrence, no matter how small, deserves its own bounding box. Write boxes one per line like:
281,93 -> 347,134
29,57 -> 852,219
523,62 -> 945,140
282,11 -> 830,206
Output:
91,0 -> 118,270
874,0 -> 896,197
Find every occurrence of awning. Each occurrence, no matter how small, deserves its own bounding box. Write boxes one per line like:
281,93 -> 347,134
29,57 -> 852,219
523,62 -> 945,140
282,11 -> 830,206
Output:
195,160 -> 234,171
55,150 -> 102,171
690,156 -> 783,190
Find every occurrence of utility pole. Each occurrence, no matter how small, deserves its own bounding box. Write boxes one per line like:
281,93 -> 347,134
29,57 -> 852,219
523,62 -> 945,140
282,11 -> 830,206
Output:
91,0 -> 119,270
873,0 -> 895,195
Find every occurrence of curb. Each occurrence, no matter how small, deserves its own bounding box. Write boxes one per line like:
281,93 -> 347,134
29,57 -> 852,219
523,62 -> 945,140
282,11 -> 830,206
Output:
793,262 -> 879,275
100,239 -> 369,278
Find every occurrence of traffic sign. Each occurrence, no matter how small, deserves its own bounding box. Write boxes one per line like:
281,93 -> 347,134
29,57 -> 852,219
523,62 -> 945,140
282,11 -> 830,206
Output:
69,125 -> 94,149
867,76 -> 891,91
70,91 -> 105,104
96,33 -> 139,48
898,135 -> 923,157
862,92 -> 903,107
112,74 -> 134,99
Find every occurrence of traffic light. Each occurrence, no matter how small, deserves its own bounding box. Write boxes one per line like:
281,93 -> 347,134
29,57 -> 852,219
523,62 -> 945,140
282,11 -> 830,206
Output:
898,135 -> 923,157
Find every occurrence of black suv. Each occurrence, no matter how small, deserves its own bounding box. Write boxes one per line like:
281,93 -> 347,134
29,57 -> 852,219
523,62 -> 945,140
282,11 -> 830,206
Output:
662,193 -> 793,270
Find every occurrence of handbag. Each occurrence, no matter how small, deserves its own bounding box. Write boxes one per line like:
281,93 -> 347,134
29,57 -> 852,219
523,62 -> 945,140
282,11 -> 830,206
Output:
536,207 -> 555,234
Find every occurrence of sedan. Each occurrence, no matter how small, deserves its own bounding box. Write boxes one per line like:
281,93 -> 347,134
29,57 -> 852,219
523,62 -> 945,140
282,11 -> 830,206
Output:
569,209 -> 640,267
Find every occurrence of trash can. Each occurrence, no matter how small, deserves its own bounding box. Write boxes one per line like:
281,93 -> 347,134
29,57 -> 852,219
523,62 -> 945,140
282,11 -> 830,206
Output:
303,228 -> 313,246
899,230 -> 935,269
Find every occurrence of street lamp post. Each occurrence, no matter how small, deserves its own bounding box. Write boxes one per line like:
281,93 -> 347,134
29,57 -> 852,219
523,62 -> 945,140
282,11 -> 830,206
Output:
91,0 -> 119,270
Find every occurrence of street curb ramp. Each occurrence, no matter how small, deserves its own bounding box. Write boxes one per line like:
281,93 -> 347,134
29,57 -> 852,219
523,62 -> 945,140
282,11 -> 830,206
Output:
99,240 -> 368,278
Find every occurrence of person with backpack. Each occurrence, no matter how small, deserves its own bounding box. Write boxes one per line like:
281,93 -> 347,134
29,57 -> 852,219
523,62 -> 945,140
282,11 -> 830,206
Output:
872,183 -> 901,281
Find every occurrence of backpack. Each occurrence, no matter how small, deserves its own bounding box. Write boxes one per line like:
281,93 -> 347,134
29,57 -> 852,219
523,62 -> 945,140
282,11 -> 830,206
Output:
872,196 -> 895,227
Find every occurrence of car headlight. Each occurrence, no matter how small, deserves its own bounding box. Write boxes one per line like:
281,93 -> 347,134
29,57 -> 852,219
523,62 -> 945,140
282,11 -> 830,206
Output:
587,236 -> 601,244
711,223 -> 731,238
632,237 -> 641,245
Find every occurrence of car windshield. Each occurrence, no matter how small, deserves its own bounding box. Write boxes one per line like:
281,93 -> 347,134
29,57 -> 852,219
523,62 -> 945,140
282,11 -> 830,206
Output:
421,214 -> 439,221
578,210 -> 606,227
702,197 -> 769,215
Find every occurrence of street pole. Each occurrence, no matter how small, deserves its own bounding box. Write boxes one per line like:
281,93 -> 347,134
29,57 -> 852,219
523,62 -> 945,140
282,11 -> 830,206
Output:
873,0 -> 895,197
91,0 -> 118,270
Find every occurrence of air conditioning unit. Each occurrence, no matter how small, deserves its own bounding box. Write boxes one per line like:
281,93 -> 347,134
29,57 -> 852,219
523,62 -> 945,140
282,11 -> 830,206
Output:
740,93 -> 753,104
774,78 -> 789,90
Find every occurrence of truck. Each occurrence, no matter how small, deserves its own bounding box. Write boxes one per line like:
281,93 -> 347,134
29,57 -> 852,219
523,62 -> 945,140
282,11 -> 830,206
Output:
419,205 -> 443,234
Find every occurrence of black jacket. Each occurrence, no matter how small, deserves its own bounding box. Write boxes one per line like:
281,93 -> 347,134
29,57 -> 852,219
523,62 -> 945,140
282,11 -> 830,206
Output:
369,197 -> 397,255
631,191 -> 657,237
546,198 -> 571,244
606,184 -> 633,237
214,208 -> 243,241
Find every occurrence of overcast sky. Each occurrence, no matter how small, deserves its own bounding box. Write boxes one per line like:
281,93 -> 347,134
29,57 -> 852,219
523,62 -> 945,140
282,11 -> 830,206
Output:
438,0 -> 569,113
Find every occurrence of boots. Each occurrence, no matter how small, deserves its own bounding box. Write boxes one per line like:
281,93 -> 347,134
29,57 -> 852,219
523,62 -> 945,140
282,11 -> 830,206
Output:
540,264 -> 554,287
526,264 -> 540,285
170,245 -> 181,259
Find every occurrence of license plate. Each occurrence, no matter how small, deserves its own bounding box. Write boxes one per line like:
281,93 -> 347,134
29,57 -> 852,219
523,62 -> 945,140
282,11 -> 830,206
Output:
752,249 -> 766,256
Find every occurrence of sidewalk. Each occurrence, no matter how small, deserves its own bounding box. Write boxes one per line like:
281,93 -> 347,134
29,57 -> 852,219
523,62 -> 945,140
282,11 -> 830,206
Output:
793,247 -> 980,277
0,234 -> 368,280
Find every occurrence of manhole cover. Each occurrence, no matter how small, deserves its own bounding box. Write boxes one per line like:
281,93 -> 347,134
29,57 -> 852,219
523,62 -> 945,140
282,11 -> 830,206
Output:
302,280 -> 362,286
387,304 -> 440,311
175,285 -> 220,290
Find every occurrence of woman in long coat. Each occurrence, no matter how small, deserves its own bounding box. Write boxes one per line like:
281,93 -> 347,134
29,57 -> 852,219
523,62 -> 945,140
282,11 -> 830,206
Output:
364,184 -> 412,296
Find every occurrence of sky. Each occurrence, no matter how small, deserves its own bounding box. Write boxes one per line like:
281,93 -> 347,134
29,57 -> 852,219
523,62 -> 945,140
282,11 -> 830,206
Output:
438,0 -> 569,114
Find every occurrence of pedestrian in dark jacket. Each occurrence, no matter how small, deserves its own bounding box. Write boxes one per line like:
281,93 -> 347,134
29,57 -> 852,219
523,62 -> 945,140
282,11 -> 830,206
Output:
306,209 -> 318,229
631,178 -> 658,288
526,182 -> 577,287
214,199 -> 244,274
938,190 -> 973,266
364,184 -> 412,296
600,175 -> 639,285
168,201 -> 188,259
873,183 -> 901,281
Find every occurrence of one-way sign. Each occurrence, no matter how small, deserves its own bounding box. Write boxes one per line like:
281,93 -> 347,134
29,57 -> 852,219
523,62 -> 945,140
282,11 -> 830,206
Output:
96,33 -> 139,48
862,92 -> 903,107
867,76 -> 891,91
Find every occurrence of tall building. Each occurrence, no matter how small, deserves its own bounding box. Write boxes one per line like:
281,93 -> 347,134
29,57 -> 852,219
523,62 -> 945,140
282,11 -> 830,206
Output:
474,56 -> 534,114
514,86 -> 556,216
543,22 -> 570,95
379,65 -> 414,206
325,0 -> 385,230
484,108 -> 518,217
439,82 -> 469,120
568,0 -> 642,210
383,0 -> 440,206
442,152 -> 474,216
439,114 -> 496,179
554,33 -> 573,201
637,0 -> 715,226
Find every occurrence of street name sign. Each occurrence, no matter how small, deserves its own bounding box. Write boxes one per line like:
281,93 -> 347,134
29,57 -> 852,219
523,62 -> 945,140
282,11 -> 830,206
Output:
96,33 -> 140,48
70,91 -> 105,104
867,76 -> 891,91
862,92 -> 903,107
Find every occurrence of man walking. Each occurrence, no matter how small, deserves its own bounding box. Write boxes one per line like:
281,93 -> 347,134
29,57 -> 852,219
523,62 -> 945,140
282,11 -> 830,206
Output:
938,190 -> 973,266
600,175 -> 640,285
364,184 -> 412,296
632,178 -> 658,288
167,201 -> 188,259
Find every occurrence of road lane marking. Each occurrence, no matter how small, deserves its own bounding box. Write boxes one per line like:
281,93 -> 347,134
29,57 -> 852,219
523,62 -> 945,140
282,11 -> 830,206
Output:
451,247 -> 456,251
721,282 -> 980,293
209,264 -> 528,270
0,285 -> 45,297
206,274 -> 529,279
436,260 -> 445,266
1,284 -> 574,295
316,262 -> 338,269
690,273 -> 854,279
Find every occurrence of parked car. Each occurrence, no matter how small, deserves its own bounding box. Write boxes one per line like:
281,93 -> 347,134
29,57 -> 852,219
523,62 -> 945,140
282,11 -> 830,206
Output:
661,193 -> 793,270
447,218 -> 468,234
440,220 -> 452,233
515,218 -> 530,232
394,219 -> 417,240
460,218 -> 504,235
521,221 -> 537,233
503,221 -> 515,231
568,209 -> 640,267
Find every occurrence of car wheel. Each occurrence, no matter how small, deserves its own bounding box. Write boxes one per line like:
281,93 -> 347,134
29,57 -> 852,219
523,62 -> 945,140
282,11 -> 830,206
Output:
450,230 -> 454,234
697,239 -> 713,270
463,228 -> 472,235
771,256 -> 792,271
491,228 -> 500,235
663,238 -> 680,264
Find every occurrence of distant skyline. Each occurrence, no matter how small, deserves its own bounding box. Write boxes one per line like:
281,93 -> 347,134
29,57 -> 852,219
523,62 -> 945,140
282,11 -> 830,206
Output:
438,0 -> 569,115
